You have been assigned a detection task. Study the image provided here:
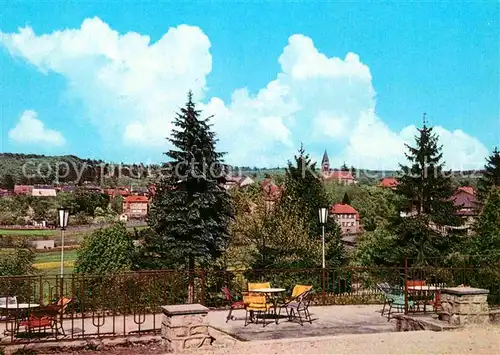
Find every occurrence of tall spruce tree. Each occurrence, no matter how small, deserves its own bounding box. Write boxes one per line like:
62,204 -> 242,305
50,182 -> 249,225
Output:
393,116 -> 459,265
397,115 -> 456,223
147,91 -> 233,301
477,147 -> 500,201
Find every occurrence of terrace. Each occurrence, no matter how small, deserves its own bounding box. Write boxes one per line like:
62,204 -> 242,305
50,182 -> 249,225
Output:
0,265 -> 498,350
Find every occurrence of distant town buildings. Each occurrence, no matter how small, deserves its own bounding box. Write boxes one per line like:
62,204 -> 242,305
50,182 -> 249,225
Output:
320,151 -> 357,184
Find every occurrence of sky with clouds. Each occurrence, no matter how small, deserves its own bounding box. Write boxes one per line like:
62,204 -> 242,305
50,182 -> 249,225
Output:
0,2 -> 498,170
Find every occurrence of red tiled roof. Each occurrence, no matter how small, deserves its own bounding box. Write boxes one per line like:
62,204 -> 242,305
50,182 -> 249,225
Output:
14,185 -> 33,193
261,179 -> 281,200
380,177 -> 399,188
325,171 -> 355,180
124,195 -> 149,203
451,187 -> 478,210
330,203 -> 358,215
457,186 -> 475,196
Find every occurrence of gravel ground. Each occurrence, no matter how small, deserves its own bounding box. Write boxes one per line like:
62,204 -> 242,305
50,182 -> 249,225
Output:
43,325 -> 500,355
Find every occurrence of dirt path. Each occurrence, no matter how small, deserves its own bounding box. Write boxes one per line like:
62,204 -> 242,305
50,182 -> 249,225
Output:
43,326 -> 500,354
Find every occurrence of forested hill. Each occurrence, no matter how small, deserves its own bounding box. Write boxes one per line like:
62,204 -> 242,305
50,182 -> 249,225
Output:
0,153 -> 154,186
0,153 -> 482,187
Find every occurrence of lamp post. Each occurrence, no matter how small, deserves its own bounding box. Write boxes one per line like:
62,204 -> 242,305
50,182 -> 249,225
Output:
263,200 -> 273,268
319,207 -> 328,303
58,208 -> 70,278
318,207 -> 328,268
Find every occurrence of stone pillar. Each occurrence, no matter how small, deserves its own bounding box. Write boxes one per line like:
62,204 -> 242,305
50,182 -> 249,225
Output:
439,287 -> 489,326
162,304 -> 212,353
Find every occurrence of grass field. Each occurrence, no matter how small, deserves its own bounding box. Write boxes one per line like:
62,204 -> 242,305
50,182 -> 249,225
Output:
0,228 -> 57,236
34,249 -> 78,274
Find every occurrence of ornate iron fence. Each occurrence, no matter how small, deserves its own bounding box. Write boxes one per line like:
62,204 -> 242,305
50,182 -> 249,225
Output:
0,265 -> 498,345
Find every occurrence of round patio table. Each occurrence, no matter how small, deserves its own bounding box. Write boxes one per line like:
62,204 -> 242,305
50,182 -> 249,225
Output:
251,288 -> 286,324
0,303 -> 40,336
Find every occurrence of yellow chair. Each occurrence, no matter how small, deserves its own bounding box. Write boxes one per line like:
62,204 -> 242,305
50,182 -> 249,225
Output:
291,285 -> 313,298
243,294 -> 272,327
248,282 -> 271,292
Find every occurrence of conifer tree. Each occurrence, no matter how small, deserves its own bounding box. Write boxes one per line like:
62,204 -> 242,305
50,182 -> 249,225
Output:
477,147 -> 500,201
397,115 -> 456,223
147,91 -> 233,301
342,192 -> 351,205
393,115 -> 459,265
283,145 -> 329,236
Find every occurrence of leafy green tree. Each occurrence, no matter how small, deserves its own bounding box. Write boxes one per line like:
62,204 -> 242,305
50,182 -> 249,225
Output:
111,195 -> 123,214
75,223 -> 137,274
477,147 -> 500,201
1,174 -> 15,190
147,91 -> 233,302
0,242 -> 35,276
73,188 -> 109,217
283,145 -> 330,237
342,192 -> 351,205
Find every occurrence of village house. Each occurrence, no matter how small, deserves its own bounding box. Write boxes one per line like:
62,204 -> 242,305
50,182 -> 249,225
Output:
223,175 -> 255,190
451,186 -> 479,226
122,195 -> 149,219
329,203 -> 361,235
321,151 -> 357,184
31,187 -> 57,197
329,203 -> 362,249
379,177 -> 399,189
14,185 -> 33,195
261,178 -> 282,210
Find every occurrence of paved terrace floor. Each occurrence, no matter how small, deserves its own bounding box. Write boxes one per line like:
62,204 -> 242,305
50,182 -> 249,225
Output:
1,305 -> 396,343
208,305 -> 395,341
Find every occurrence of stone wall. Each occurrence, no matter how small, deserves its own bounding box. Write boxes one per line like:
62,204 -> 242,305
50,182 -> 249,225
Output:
438,287 -> 490,326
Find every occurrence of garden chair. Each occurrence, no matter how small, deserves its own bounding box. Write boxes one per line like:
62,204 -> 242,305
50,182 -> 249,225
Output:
247,282 -> 271,294
377,285 -> 414,321
221,286 -> 245,323
243,294 -> 273,327
19,297 -> 72,335
377,282 -> 398,316
278,288 -> 313,326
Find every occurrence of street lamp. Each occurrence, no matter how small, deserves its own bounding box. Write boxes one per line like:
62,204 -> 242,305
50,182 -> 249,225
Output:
263,200 -> 273,268
58,208 -> 70,277
318,207 -> 328,269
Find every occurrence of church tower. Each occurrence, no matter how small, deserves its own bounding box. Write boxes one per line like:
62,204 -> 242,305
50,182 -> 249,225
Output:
321,150 -> 330,173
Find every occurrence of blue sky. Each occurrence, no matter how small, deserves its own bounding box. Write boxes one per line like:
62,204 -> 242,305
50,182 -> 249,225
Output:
0,1 -> 498,169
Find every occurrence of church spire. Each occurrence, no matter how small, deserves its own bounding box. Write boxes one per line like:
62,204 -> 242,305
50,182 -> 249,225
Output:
321,150 -> 330,170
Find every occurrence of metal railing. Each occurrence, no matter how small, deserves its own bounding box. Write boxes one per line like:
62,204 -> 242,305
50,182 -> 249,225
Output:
0,265 -> 498,344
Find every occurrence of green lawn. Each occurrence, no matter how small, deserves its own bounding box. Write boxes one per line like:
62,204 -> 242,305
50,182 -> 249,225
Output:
0,229 -> 57,237
34,249 -> 78,264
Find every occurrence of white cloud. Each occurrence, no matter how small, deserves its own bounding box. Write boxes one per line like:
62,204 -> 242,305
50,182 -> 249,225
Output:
8,110 -> 65,146
0,19 -> 489,168
0,17 -> 211,147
